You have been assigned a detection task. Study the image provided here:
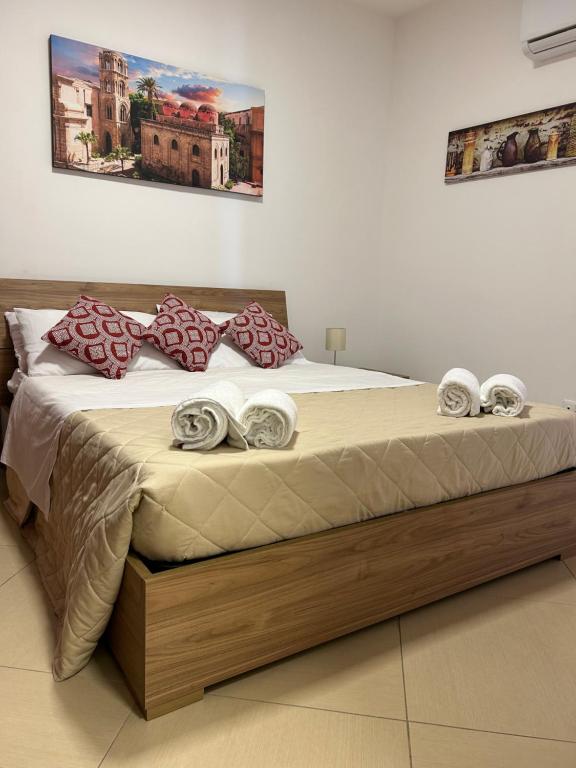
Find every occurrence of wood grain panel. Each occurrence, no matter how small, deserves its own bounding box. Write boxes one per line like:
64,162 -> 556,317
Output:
108,470 -> 576,718
0,277 -> 288,406
0,348 -> 17,406
104,554 -> 148,713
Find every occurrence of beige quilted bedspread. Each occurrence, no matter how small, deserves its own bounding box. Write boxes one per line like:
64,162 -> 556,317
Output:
26,383 -> 576,679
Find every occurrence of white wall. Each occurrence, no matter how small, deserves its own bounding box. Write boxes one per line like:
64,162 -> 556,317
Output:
385,0 -> 576,402
0,0 -> 394,367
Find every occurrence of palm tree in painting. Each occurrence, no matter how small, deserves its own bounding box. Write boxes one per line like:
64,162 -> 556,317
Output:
106,145 -> 132,172
75,130 -> 97,164
136,77 -> 159,117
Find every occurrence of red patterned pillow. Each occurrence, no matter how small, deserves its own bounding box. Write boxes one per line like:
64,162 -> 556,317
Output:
160,294 -> 189,312
223,302 -> 303,368
142,293 -> 222,371
41,296 -> 146,379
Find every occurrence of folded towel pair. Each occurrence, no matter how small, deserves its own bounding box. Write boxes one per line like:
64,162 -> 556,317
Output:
172,381 -> 298,451
437,368 -> 481,418
480,374 -> 527,417
438,369 -> 527,418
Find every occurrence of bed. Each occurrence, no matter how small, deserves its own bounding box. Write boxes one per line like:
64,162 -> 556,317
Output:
2,277 -> 576,721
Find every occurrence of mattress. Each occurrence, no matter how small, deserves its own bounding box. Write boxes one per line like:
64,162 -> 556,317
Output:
8,370 -> 576,680
51,383 -> 576,562
2,363 -> 419,514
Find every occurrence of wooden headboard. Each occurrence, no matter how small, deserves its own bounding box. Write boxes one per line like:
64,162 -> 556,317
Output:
0,278 -> 288,406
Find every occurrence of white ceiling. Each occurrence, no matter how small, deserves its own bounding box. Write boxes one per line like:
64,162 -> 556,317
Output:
348,0 -> 435,17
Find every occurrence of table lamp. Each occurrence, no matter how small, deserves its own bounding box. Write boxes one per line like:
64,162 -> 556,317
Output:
325,327 -> 346,365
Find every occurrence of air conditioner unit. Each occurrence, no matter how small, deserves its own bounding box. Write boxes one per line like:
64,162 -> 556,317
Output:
521,0 -> 576,64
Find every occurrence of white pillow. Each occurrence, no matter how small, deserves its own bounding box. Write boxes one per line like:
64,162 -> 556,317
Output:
281,350 -> 309,365
14,308 -> 91,376
193,310 -> 254,369
126,311 -> 180,372
12,307 -> 180,376
199,310 -> 234,323
5,311 -> 27,373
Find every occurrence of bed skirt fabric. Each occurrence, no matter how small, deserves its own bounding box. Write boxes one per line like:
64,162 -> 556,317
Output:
4,467 -> 33,526
12,383 -> 576,680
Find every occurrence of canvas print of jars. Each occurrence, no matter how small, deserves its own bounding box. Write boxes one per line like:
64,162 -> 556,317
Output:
445,150 -> 460,176
524,128 -> 541,163
461,130 -> 477,175
566,114 -> 576,157
497,132 -> 519,167
480,147 -> 493,172
547,128 -> 560,160
445,100 -> 576,183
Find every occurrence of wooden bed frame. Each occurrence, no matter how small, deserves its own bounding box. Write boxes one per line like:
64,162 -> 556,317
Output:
0,278 -> 288,406
2,277 -> 576,720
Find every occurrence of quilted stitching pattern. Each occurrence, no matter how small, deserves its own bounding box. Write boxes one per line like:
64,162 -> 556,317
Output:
30,384 -> 576,679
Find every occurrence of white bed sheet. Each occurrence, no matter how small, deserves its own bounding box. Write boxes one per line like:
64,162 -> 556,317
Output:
1,363 -> 421,514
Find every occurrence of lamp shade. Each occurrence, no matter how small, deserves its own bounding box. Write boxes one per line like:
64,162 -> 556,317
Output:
325,327 -> 346,352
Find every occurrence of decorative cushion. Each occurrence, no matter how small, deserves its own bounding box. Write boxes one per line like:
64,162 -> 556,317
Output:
222,301 -> 303,368
142,293 -> 222,371
15,307 -> 178,376
41,296 -> 146,379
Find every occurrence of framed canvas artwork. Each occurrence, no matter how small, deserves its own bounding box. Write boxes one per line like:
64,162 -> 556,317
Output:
445,101 -> 576,183
50,35 -> 265,197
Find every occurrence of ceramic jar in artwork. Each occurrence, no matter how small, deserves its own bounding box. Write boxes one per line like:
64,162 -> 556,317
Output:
445,150 -> 459,176
497,132 -> 519,167
479,148 -> 494,172
462,130 -> 477,175
547,128 -> 560,160
524,128 -> 541,163
565,114 -> 576,158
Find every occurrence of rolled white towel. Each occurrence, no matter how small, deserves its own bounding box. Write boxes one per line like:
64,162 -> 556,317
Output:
480,374 -> 527,417
238,389 -> 298,448
437,368 -> 481,417
171,381 -> 248,451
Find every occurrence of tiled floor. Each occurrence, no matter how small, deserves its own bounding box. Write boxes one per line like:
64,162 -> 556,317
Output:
2,488 -> 576,768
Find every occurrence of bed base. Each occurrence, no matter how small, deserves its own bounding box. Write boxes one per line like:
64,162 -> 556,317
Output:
106,469 -> 576,720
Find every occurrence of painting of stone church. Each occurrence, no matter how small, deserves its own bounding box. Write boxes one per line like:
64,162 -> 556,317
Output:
50,35 -> 265,197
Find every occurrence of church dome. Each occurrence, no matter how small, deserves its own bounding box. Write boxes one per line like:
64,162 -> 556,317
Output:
198,103 -> 217,112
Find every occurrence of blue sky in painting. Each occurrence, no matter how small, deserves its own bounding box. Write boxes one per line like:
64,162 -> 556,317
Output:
50,35 -> 264,113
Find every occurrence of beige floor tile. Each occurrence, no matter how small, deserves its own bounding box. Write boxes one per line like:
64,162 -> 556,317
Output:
472,559 -> 576,606
410,722 -> 576,768
402,585 -> 576,741
0,509 -> 21,546
0,563 -> 55,672
0,649 -> 132,768
0,542 -> 34,585
212,620 -> 405,718
101,695 -> 410,768
0,500 -> 23,547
